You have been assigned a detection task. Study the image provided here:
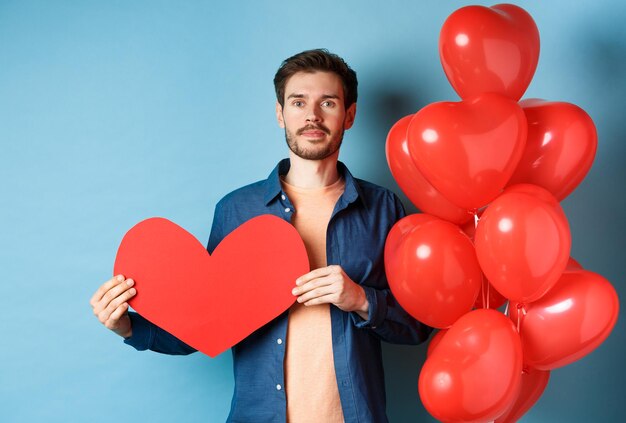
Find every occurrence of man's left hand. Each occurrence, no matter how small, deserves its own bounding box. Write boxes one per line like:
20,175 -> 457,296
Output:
292,265 -> 369,320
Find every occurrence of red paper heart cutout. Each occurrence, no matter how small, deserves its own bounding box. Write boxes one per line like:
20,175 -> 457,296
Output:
439,4 -> 540,101
114,215 -> 309,357
407,93 -> 527,210
507,99 -> 598,201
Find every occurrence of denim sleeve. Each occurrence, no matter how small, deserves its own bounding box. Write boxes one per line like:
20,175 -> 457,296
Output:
123,312 -> 196,355
351,287 -> 433,344
350,193 -> 433,345
206,200 -> 225,254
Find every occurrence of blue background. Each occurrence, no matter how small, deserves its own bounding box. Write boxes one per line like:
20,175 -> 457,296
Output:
1,1 -> 624,421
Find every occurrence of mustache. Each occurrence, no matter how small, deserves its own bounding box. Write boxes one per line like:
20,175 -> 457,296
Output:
296,124 -> 331,135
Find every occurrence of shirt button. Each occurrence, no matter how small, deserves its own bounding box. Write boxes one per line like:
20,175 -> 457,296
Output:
277,338 -> 283,345
281,194 -> 286,201
276,384 -> 282,391
284,208 -> 291,213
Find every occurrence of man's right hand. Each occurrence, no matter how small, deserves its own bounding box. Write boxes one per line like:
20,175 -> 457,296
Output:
90,275 -> 136,339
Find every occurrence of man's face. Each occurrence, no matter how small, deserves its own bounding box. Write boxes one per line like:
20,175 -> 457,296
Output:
276,71 -> 356,161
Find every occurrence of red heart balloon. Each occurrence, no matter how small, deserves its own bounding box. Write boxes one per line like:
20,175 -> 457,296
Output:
385,214 -> 481,328
507,99 -> 598,201
419,309 -> 523,422
439,4 -> 540,101
114,215 -> 309,357
495,368 -> 550,423
510,270 -> 619,370
386,114 -> 472,224
408,93 -> 527,210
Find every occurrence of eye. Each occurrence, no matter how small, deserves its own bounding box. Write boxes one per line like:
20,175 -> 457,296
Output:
292,100 -> 304,107
321,100 -> 335,108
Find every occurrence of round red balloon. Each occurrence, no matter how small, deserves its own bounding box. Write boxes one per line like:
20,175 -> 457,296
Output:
386,115 -> 472,224
384,213 -> 438,256
440,4 -> 540,100
385,214 -> 481,328
503,184 -> 569,226
408,93 -> 527,210
508,100 -> 598,201
419,309 -> 523,422
510,270 -> 619,370
495,368 -> 550,423
504,183 -> 566,214
475,188 -> 571,302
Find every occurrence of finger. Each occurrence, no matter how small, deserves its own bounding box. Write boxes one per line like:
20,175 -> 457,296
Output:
105,303 -> 129,329
104,287 -> 136,317
303,293 -> 337,307
295,265 -> 338,286
90,275 -> 125,307
296,284 -> 336,304
97,305 -> 113,324
293,273 -> 338,296
97,287 -> 133,324
93,278 -> 134,315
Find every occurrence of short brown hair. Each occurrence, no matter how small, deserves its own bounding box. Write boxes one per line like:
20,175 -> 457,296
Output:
273,49 -> 358,109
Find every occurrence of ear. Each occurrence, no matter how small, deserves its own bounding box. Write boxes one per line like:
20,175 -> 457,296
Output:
343,103 -> 357,130
276,102 -> 285,128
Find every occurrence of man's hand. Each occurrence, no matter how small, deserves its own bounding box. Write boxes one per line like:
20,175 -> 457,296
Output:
90,275 -> 136,338
292,265 -> 369,320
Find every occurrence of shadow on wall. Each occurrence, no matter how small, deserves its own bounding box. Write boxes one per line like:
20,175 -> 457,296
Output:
566,25 -> 626,282
357,58 -> 443,215
579,28 -> 626,199
357,55 -> 443,422
384,343 -> 433,422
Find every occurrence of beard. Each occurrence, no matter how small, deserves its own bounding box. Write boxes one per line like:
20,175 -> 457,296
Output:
284,123 -> 344,161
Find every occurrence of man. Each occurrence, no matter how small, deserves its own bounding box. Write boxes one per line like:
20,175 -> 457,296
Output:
90,49 -> 432,422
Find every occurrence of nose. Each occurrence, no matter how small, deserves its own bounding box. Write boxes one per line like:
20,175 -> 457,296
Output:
305,104 -> 322,123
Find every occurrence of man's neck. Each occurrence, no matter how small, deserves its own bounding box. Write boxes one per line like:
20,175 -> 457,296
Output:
284,151 -> 340,189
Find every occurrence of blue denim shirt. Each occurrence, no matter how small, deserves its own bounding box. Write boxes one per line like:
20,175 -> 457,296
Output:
124,159 -> 432,422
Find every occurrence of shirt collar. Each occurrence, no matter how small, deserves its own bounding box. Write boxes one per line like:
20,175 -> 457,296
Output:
263,158 -> 364,207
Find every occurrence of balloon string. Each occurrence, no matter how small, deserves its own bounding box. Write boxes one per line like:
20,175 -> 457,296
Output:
481,275 -> 487,309
516,304 -> 527,333
483,276 -> 489,308
474,210 -> 488,309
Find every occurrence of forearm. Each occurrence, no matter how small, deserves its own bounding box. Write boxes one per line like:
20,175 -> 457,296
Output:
352,286 -> 433,345
354,286 -> 369,320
